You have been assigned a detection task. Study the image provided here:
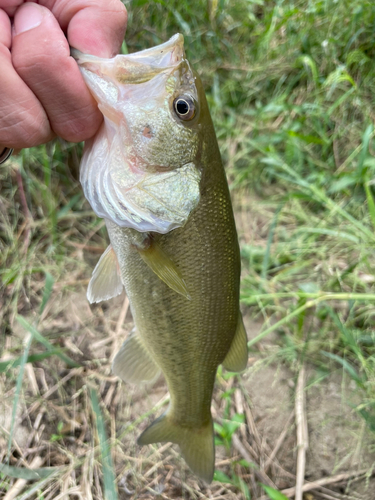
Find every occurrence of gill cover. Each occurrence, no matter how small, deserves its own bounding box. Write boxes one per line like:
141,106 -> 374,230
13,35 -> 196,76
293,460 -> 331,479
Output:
72,34 -> 201,234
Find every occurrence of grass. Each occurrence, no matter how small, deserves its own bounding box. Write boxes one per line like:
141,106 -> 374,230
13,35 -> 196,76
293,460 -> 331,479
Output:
1,0 -> 375,498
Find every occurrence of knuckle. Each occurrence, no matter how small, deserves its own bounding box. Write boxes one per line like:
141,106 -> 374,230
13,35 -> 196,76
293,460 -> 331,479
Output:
12,25 -> 70,76
13,51 -> 42,76
108,0 -> 127,18
1,105 -> 52,148
26,119 -> 52,147
104,0 -> 127,34
13,48 -> 64,77
53,106 -> 102,143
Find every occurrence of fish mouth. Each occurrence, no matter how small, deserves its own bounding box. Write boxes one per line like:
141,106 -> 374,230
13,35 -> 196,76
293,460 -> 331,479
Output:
71,34 -> 185,84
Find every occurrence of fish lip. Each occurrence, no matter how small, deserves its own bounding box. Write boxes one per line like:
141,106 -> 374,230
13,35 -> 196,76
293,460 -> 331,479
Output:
124,33 -> 184,65
70,34 -> 185,84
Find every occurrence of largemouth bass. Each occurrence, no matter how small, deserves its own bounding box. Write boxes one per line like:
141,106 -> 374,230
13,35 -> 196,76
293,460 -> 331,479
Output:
72,34 -> 248,483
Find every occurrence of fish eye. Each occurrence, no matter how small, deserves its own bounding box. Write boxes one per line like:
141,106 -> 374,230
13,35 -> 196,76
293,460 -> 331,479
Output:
173,96 -> 196,121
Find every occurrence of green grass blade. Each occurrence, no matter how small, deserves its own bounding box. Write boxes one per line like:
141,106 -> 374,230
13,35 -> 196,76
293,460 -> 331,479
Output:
358,408 -> 375,433
364,179 -> 375,232
327,87 -> 355,115
295,227 -> 359,243
0,349 -> 64,373
7,333 -> 33,460
56,193 -> 82,219
90,388 -> 118,500
16,316 -> 81,368
213,470 -> 233,484
326,308 -> 363,361
260,483 -> 289,500
357,124 -> 373,174
0,464 -> 58,480
296,55 -> 319,87
321,351 -> 363,386
39,272 -> 54,315
261,205 -> 282,282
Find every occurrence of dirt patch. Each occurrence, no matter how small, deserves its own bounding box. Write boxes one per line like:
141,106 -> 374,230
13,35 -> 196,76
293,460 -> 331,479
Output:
238,313 -> 375,499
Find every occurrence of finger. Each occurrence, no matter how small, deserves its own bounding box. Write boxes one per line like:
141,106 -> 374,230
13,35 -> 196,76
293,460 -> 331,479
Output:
0,1 -> 23,17
12,2 -> 103,143
0,7 -> 11,46
47,0 -> 127,57
1,0 -> 127,54
0,8 -> 53,149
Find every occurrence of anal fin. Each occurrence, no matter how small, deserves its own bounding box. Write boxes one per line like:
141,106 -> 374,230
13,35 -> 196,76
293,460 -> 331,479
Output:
112,330 -> 160,385
137,240 -> 191,300
222,312 -> 248,372
87,244 -> 123,303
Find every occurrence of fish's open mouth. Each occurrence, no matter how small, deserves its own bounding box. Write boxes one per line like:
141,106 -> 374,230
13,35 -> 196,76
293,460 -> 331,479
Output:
71,34 -> 185,85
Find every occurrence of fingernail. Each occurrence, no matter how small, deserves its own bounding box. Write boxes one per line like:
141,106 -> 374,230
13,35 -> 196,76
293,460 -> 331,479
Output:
14,3 -> 44,35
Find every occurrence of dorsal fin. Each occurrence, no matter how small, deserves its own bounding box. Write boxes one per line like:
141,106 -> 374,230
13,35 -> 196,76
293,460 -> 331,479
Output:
87,245 -> 123,303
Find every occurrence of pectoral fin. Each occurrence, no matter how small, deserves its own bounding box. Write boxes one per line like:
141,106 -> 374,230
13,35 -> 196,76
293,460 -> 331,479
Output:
112,330 -> 160,385
222,312 -> 248,372
87,245 -> 123,303
137,241 -> 191,300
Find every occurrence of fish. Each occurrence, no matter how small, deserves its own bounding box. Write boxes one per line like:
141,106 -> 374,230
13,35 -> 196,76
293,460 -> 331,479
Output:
72,34 -> 248,483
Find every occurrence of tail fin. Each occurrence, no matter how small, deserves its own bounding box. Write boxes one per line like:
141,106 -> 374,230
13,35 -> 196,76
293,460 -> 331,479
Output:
137,413 -> 215,483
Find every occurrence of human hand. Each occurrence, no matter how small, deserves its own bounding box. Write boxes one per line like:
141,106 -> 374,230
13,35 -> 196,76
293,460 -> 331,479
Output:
0,0 -> 127,151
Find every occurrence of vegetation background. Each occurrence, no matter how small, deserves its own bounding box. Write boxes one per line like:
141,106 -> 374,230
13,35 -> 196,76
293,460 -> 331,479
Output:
1,0 -> 375,498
